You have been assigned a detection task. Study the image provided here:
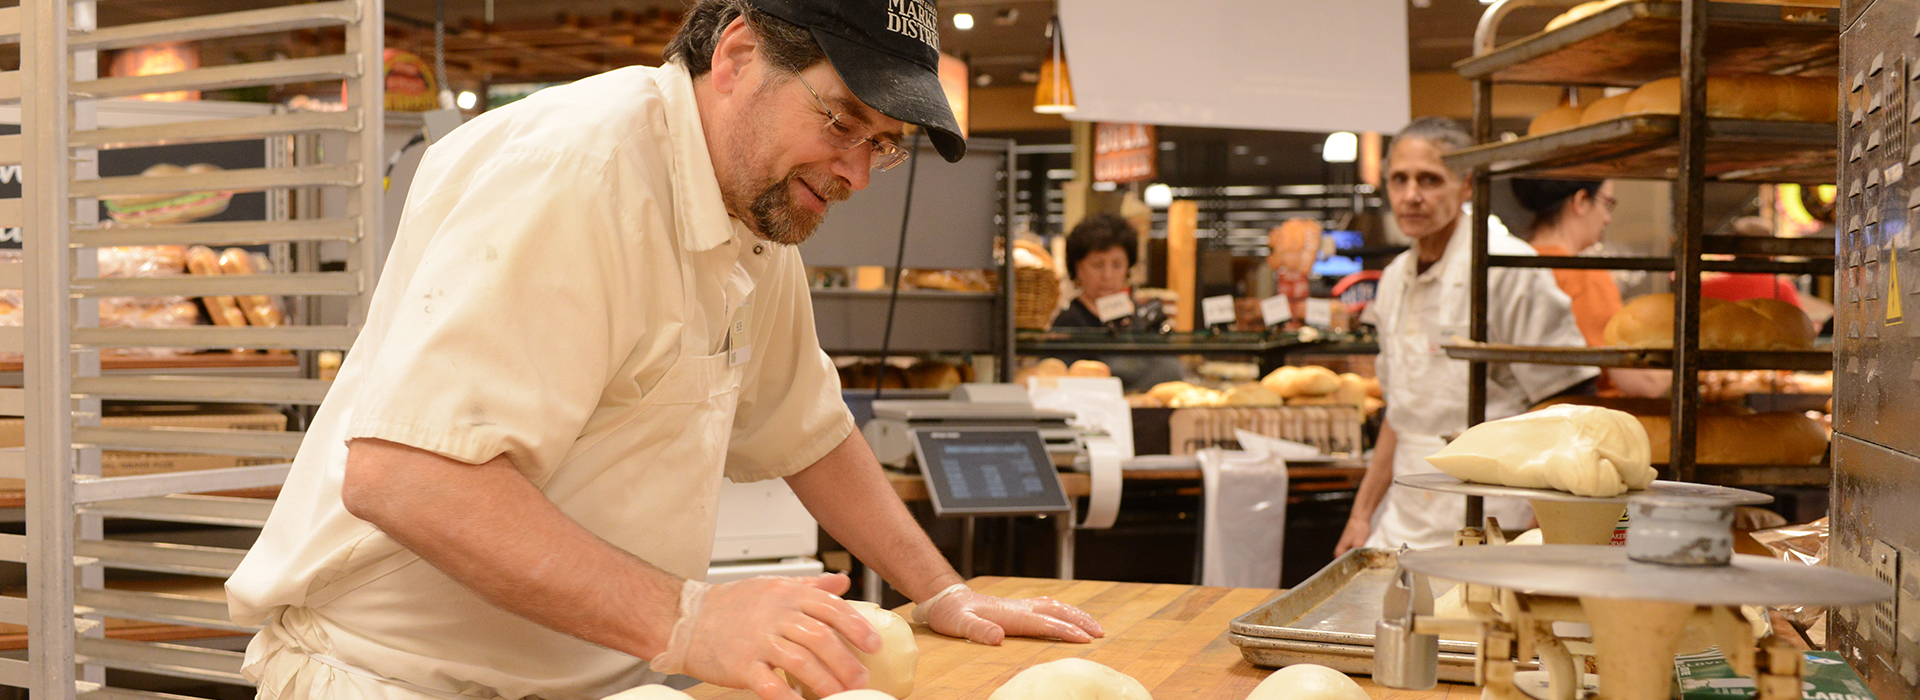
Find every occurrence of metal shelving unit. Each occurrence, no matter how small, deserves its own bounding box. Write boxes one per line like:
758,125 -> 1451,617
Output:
1455,0 -> 1838,491
15,1 -> 382,697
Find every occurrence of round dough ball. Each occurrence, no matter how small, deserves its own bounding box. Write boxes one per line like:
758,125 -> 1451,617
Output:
820,692 -> 901,700
792,601 -> 918,700
1069,360 -> 1113,378
988,658 -> 1152,700
602,685 -> 696,700
1245,664 -> 1368,700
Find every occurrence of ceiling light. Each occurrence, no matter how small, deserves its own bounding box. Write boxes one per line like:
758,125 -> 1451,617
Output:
953,13 -> 974,30
456,90 -> 477,110
1322,131 -> 1358,163
1144,183 -> 1173,208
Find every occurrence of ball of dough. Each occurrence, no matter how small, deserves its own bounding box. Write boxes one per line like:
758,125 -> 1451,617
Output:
791,601 -> 917,700
987,658 -> 1152,700
1245,664 -> 1368,700
602,685 -> 696,700
820,692 -> 902,700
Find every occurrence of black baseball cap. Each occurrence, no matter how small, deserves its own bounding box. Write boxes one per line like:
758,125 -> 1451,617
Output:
748,0 -> 966,163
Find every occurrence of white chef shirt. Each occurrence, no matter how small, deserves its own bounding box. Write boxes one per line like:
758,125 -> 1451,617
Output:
227,62 -> 855,700
1363,210 -> 1597,549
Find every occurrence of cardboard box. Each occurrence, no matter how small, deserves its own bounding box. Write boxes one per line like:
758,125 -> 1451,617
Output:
1675,648 -> 1875,700
0,404 -> 287,490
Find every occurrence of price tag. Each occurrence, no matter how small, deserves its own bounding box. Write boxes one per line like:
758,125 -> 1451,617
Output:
1094,292 -> 1135,322
1202,295 -> 1235,327
1305,298 -> 1334,328
1260,295 -> 1293,327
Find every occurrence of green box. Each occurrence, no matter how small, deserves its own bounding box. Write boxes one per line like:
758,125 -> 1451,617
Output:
1673,648 -> 1875,700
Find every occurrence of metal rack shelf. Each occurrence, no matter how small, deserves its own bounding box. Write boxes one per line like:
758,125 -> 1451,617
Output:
1456,0 -> 1839,86
1442,115 -> 1838,183
1441,343 -> 1833,371
1489,253 -> 1832,275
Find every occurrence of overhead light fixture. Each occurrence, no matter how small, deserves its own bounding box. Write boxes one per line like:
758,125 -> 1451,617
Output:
456,90 -> 477,110
1033,16 -> 1075,114
994,8 -> 1020,26
1144,183 -> 1173,208
1322,131 -> 1358,163
953,12 -> 974,30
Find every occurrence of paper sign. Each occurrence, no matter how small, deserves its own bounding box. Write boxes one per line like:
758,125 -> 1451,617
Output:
1094,292 -> 1135,322
1260,295 -> 1293,327
1202,295 -> 1235,327
1305,298 -> 1334,328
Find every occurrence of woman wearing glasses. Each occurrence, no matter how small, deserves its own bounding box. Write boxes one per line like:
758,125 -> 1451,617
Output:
1512,178 -> 1665,397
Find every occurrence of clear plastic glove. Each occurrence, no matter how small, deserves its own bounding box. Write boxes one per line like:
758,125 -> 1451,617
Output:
911,584 -> 1105,645
651,573 -> 880,700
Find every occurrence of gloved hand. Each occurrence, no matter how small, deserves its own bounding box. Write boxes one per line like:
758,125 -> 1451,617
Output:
650,573 -> 880,700
911,583 -> 1105,645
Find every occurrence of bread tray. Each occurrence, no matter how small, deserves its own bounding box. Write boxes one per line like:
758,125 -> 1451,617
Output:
1228,548 -> 1490,683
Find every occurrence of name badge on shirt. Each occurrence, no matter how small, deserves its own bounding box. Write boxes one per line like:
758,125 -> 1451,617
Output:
1094,293 -> 1135,322
728,303 -> 752,367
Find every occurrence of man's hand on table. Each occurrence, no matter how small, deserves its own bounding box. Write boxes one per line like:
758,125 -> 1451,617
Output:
912,584 -> 1105,645
651,573 -> 879,700
1334,518 -> 1370,556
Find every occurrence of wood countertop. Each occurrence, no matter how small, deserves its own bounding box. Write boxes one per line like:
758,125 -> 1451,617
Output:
685,576 -> 1478,699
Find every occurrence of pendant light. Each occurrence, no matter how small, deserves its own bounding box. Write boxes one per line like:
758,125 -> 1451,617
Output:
1033,15 -> 1075,114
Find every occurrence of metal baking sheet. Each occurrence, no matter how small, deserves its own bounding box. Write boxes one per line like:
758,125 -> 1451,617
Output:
1394,473 -> 1773,506
1229,549 -> 1489,682
1442,115 -> 1838,183
1440,343 -> 1834,372
1455,0 -> 1839,86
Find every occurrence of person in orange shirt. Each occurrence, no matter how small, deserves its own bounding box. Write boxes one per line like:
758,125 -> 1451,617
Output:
1512,178 -> 1666,397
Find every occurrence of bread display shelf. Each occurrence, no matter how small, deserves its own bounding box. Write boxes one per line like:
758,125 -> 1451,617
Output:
0,352 -> 298,373
1488,253 -> 1831,275
1442,115 -> 1837,183
1692,463 -> 1830,487
1441,343 -> 1832,371
1455,0 -> 1838,86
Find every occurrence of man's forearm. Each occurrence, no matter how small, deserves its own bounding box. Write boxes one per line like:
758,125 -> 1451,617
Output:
341,438 -> 680,660
785,432 -> 962,603
1349,420 -> 1397,525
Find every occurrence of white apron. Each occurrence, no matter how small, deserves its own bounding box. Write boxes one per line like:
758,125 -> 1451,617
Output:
245,249 -> 755,700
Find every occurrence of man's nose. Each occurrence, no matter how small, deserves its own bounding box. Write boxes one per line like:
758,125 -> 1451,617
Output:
832,147 -> 872,192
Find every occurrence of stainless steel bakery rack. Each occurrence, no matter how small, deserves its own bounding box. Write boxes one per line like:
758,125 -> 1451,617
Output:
1454,0 -> 1838,499
15,1 -> 382,697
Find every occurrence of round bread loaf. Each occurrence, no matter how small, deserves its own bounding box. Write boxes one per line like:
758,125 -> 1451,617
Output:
1290,366 -> 1341,397
1224,383 -> 1283,406
1545,0 -> 1624,31
1068,359 -> 1113,378
1602,293 -> 1678,347
1260,366 -> 1301,397
1699,301 -> 1776,350
1528,104 -> 1585,136
1578,92 -> 1635,125
1737,297 -> 1814,349
1148,380 -> 1199,403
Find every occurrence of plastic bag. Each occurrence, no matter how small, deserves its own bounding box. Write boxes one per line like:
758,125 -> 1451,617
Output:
1750,517 -> 1830,647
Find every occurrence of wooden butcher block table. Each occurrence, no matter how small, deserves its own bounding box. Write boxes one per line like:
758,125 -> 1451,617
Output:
686,576 -> 1478,699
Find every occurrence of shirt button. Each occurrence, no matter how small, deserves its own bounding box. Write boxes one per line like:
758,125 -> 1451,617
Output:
753,244 -> 764,255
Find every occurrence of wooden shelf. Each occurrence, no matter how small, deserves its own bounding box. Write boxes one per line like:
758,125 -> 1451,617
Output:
1441,343 -> 1833,371
1443,115 -> 1838,183
0,351 -> 298,373
1456,0 -> 1839,87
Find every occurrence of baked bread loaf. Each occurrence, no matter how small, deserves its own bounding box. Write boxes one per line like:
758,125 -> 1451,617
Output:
1013,358 -> 1069,387
1545,0 -> 1626,31
1604,294 -> 1813,350
185,245 -> 247,328
1068,359 -> 1112,378
1427,404 -> 1656,497
1623,75 -> 1837,123
217,247 -> 287,327
1579,92 -> 1635,125
1537,397 -> 1828,465
1528,104 -> 1586,136
1260,365 -> 1340,398
1223,383 -> 1283,406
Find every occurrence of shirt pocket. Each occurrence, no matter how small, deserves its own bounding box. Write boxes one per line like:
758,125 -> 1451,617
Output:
639,350 -> 740,407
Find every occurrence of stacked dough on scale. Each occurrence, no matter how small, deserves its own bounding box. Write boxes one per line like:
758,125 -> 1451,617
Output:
1425,404 -> 1657,497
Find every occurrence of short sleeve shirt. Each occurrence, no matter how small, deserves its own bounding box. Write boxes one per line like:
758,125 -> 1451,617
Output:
227,63 -> 855,700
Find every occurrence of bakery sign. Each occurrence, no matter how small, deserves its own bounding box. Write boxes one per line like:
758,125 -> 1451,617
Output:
1092,123 -> 1156,184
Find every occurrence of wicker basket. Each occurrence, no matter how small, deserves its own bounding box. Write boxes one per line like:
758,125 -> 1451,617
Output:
1014,267 -> 1062,330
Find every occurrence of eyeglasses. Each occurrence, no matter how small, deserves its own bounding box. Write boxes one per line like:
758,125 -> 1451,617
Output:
1595,192 -> 1618,213
797,75 -> 910,171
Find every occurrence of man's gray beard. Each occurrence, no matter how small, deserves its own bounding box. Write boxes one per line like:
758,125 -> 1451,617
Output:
748,173 -> 820,246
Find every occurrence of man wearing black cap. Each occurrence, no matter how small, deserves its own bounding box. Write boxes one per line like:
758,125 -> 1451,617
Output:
226,2 -> 1101,699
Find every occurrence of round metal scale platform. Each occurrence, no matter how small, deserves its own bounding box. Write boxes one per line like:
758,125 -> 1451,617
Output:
1398,545 -> 1886,607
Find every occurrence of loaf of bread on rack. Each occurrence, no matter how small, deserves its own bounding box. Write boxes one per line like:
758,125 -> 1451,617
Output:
1528,104 -> 1586,136
1535,396 -> 1829,465
1623,75 -> 1837,122
185,245 -> 247,328
1544,0 -> 1626,31
216,247 -> 287,327
1602,293 -> 1814,350
1578,92 -> 1636,125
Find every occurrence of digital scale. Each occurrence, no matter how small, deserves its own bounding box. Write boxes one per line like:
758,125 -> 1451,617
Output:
863,384 -> 1086,470
907,427 -> 1071,517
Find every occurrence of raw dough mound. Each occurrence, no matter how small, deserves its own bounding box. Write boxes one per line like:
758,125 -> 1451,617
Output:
1244,664 -> 1369,700
988,658 -> 1152,700
601,685 -> 695,700
820,692 -> 901,700
792,601 -> 918,699
1426,405 -> 1655,497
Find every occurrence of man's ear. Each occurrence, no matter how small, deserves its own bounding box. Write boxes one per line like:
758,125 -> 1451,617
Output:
708,16 -> 760,96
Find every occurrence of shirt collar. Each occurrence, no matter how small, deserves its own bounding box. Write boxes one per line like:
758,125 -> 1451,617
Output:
657,61 -> 747,252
